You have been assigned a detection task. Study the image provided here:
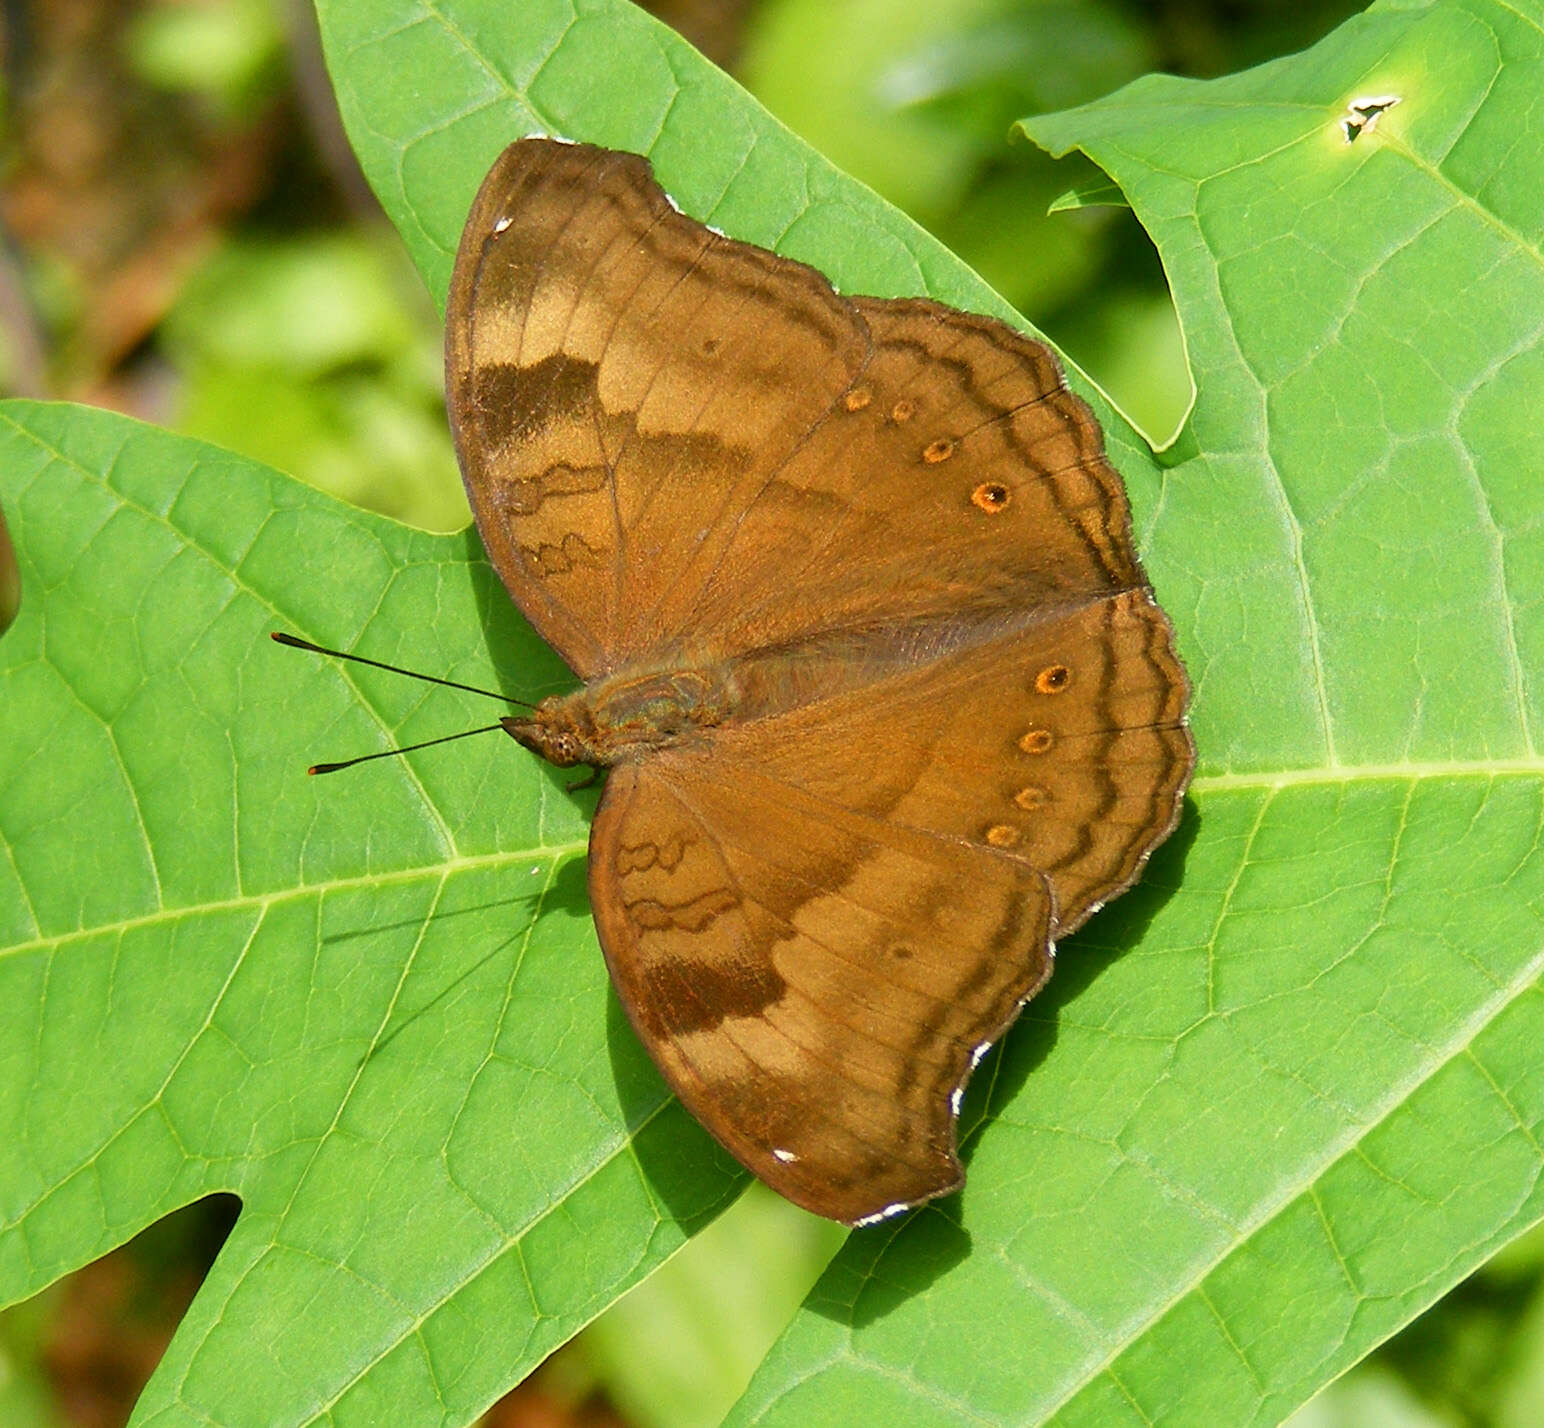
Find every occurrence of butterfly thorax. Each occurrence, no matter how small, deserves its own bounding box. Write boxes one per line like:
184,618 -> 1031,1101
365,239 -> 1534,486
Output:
500,665 -> 731,768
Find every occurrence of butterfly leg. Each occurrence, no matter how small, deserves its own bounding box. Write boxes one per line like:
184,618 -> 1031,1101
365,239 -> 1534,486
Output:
566,765 -> 603,793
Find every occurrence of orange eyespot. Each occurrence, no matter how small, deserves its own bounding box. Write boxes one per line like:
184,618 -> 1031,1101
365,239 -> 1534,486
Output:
890,399 -> 915,423
1014,786 -> 1047,810
1018,728 -> 1053,754
1035,664 -> 1070,694
972,482 -> 1011,512
923,438 -> 955,464
843,387 -> 872,412
985,824 -> 1021,848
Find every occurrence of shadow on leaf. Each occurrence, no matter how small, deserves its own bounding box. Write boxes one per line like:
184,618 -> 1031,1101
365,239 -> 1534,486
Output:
964,792 -> 1201,1137
464,527 -> 578,704
605,985 -> 745,1234
324,891 -> 547,1062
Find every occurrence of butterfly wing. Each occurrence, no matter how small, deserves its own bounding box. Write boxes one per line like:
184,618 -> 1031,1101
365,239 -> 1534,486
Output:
445,139 -> 869,677
587,584 -> 1184,1222
716,588 -> 1192,936
449,139 -> 1194,1219
447,141 -> 1145,677
638,296 -> 1147,656
590,757 -> 1054,1224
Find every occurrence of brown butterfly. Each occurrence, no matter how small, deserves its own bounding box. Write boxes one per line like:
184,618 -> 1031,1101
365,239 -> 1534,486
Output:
442,138 -> 1192,1225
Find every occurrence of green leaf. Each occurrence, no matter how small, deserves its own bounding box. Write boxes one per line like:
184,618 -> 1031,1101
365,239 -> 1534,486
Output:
732,1 -> 1544,1424
0,397 -> 748,1424
1047,176 -> 1128,212
0,499 -> 18,635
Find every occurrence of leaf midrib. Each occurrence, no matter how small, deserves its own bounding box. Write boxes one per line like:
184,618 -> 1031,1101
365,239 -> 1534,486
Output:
1190,761 -> 1544,791
10,762 -> 1538,959
1033,936 -> 1544,1423
0,841 -> 589,960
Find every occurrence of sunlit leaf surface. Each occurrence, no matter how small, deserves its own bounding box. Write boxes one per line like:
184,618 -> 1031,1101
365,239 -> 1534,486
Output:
735,1 -> 1544,1423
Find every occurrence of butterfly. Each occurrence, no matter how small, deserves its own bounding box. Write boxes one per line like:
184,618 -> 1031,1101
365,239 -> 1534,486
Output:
441,138 -> 1192,1225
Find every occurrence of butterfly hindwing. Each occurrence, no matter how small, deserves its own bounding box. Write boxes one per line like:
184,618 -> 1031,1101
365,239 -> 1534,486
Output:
710,588 -> 1191,935
589,758 -> 1054,1224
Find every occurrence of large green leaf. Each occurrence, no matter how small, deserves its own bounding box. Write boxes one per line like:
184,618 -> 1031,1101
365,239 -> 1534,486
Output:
0,398 -> 751,1424
732,0 -> 1544,1424
3,2 -> 1158,1423
2,2 -> 1541,1428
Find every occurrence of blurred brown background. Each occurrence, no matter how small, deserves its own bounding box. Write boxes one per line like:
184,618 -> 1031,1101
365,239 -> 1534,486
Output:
6,2 -> 1543,1426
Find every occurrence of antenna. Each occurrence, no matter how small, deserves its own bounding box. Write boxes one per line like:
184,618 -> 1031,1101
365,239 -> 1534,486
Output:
270,632 -> 534,708
308,725 -> 507,776
272,631 -> 534,776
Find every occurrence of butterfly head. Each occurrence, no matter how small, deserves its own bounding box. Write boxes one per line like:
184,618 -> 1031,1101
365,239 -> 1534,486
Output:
500,697 -> 598,769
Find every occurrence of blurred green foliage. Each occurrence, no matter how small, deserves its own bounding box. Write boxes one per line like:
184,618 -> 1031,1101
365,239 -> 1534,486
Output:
580,1185 -> 847,1428
163,231 -> 468,531
0,1298 -> 60,1428
125,0 -> 285,118
739,0 -> 1191,440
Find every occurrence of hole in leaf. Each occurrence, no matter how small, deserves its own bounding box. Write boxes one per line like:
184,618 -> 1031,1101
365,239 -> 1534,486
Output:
30,1194 -> 241,1423
1341,94 -> 1400,143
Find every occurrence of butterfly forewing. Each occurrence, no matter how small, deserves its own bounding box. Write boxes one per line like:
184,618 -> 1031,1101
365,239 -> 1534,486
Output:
446,140 -> 869,677
657,299 -> 1147,656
